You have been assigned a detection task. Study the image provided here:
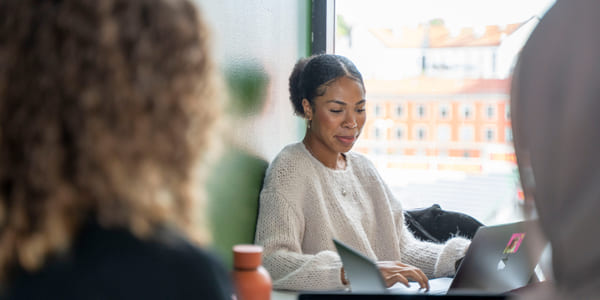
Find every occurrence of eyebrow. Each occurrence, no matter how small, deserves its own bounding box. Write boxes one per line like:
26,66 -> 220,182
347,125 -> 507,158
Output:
326,99 -> 366,106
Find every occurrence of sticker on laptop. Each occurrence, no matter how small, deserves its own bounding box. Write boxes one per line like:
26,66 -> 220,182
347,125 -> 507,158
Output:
503,233 -> 525,254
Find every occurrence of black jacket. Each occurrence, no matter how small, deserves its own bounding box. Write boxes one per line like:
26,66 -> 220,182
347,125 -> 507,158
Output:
3,221 -> 233,300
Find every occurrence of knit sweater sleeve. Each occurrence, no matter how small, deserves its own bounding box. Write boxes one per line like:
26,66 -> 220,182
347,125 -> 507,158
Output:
254,189 -> 345,291
398,218 -> 470,278
381,178 -> 471,278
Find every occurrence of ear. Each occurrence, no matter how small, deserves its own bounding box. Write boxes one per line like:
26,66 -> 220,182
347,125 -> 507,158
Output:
302,98 -> 313,120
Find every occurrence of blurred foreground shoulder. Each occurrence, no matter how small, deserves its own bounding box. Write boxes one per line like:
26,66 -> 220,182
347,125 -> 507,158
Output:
4,224 -> 234,300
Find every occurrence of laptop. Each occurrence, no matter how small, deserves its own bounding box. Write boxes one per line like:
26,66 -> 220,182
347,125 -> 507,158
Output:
332,220 -> 547,295
298,294 -> 507,300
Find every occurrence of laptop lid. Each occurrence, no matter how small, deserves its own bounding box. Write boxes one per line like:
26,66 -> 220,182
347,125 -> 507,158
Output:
448,219 -> 547,294
333,239 -> 388,293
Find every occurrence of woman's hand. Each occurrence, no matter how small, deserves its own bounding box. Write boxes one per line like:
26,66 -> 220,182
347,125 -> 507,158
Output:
376,261 -> 429,291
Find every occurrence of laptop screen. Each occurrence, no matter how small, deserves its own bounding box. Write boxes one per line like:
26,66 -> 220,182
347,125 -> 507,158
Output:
448,219 -> 547,293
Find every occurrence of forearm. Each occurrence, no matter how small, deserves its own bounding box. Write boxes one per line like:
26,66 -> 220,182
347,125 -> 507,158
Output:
399,224 -> 470,278
263,249 -> 346,291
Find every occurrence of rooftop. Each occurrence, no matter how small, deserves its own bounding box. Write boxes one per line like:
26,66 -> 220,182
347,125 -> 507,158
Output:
369,23 -> 522,48
366,77 -> 511,96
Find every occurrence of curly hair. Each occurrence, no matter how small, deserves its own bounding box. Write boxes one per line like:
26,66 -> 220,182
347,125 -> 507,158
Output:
288,54 -> 364,117
0,0 -> 220,281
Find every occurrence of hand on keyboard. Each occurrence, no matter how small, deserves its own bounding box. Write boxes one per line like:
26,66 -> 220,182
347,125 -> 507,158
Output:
376,261 -> 430,291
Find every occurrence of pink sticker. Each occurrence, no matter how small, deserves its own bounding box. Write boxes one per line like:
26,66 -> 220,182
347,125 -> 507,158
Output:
503,233 -> 525,254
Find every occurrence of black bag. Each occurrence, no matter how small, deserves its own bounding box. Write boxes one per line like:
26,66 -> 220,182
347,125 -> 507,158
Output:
404,204 -> 483,243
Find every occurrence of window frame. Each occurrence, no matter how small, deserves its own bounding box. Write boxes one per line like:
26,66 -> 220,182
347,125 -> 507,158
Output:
415,103 -> 427,120
460,103 -> 475,120
311,0 -> 336,54
438,102 -> 451,120
484,102 -> 497,120
414,124 -> 428,141
394,124 -> 407,141
483,126 -> 496,142
459,125 -> 475,142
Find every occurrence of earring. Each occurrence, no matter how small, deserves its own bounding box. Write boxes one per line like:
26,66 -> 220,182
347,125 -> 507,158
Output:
307,119 -> 312,129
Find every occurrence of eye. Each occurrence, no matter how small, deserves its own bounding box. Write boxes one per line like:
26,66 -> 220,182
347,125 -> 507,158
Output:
330,109 -> 343,113
357,108 -> 366,113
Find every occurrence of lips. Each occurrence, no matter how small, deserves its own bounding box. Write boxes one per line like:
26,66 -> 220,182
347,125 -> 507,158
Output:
336,135 -> 356,146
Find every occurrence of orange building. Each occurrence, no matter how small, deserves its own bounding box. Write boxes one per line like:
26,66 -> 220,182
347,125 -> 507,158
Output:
356,77 -> 515,172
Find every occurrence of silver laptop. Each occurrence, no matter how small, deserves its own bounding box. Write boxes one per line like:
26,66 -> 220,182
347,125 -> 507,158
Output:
333,219 -> 547,295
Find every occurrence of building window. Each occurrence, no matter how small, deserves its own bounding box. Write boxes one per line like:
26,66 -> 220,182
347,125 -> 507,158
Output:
439,103 -> 451,119
415,125 -> 427,141
485,104 -> 496,119
505,104 -> 511,120
395,127 -> 405,140
437,124 -> 451,142
459,125 -> 474,141
374,127 -> 382,140
505,127 -> 513,143
375,104 -> 383,117
484,128 -> 495,141
414,104 -> 427,119
460,104 -> 474,120
395,104 -> 404,117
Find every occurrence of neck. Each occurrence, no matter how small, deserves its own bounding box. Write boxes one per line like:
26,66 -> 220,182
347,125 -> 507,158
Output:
303,136 -> 345,170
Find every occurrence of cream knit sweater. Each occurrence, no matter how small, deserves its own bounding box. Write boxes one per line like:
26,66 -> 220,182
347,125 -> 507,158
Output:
255,143 -> 470,291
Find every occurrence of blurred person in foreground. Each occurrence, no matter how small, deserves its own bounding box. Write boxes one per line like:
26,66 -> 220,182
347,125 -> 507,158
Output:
0,0 -> 232,299
511,0 -> 600,299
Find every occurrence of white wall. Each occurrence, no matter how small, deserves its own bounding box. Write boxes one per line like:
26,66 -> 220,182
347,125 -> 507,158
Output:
196,1 -> 310,161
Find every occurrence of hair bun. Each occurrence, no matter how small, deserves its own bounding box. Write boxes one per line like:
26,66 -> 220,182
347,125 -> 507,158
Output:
289,57 -> 311,116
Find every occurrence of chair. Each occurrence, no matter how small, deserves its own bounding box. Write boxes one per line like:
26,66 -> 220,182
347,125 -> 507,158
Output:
206,147 -> 269,268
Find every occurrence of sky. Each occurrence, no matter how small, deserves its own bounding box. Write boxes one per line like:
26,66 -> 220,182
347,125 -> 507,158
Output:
336,0 -> 556,29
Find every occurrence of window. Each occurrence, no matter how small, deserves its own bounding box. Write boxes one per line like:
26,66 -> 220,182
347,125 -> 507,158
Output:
459,125 -> 474,141
333,0 -> 555,225
395,126 -> 405,140
485,104 -> 496,119
439,103 -> 451,119
437,124 -> 451,142
415,125 -> 427,141
395,104 -> 404,118
375,104 -> 383,117
374,127 -> 383,140
460,104 -> 474,120
415,104 -> 427,119
505,127 -> 513,143
484,127 -> 495,142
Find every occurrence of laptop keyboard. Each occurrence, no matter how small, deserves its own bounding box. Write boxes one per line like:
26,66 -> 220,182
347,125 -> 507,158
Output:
387,277 -> 452,295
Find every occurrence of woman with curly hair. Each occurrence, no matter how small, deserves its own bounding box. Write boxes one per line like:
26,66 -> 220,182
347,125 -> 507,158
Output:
0,0 -> 231,298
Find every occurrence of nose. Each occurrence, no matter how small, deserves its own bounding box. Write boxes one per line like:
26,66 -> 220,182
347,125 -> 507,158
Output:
343,112 -> 358,129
